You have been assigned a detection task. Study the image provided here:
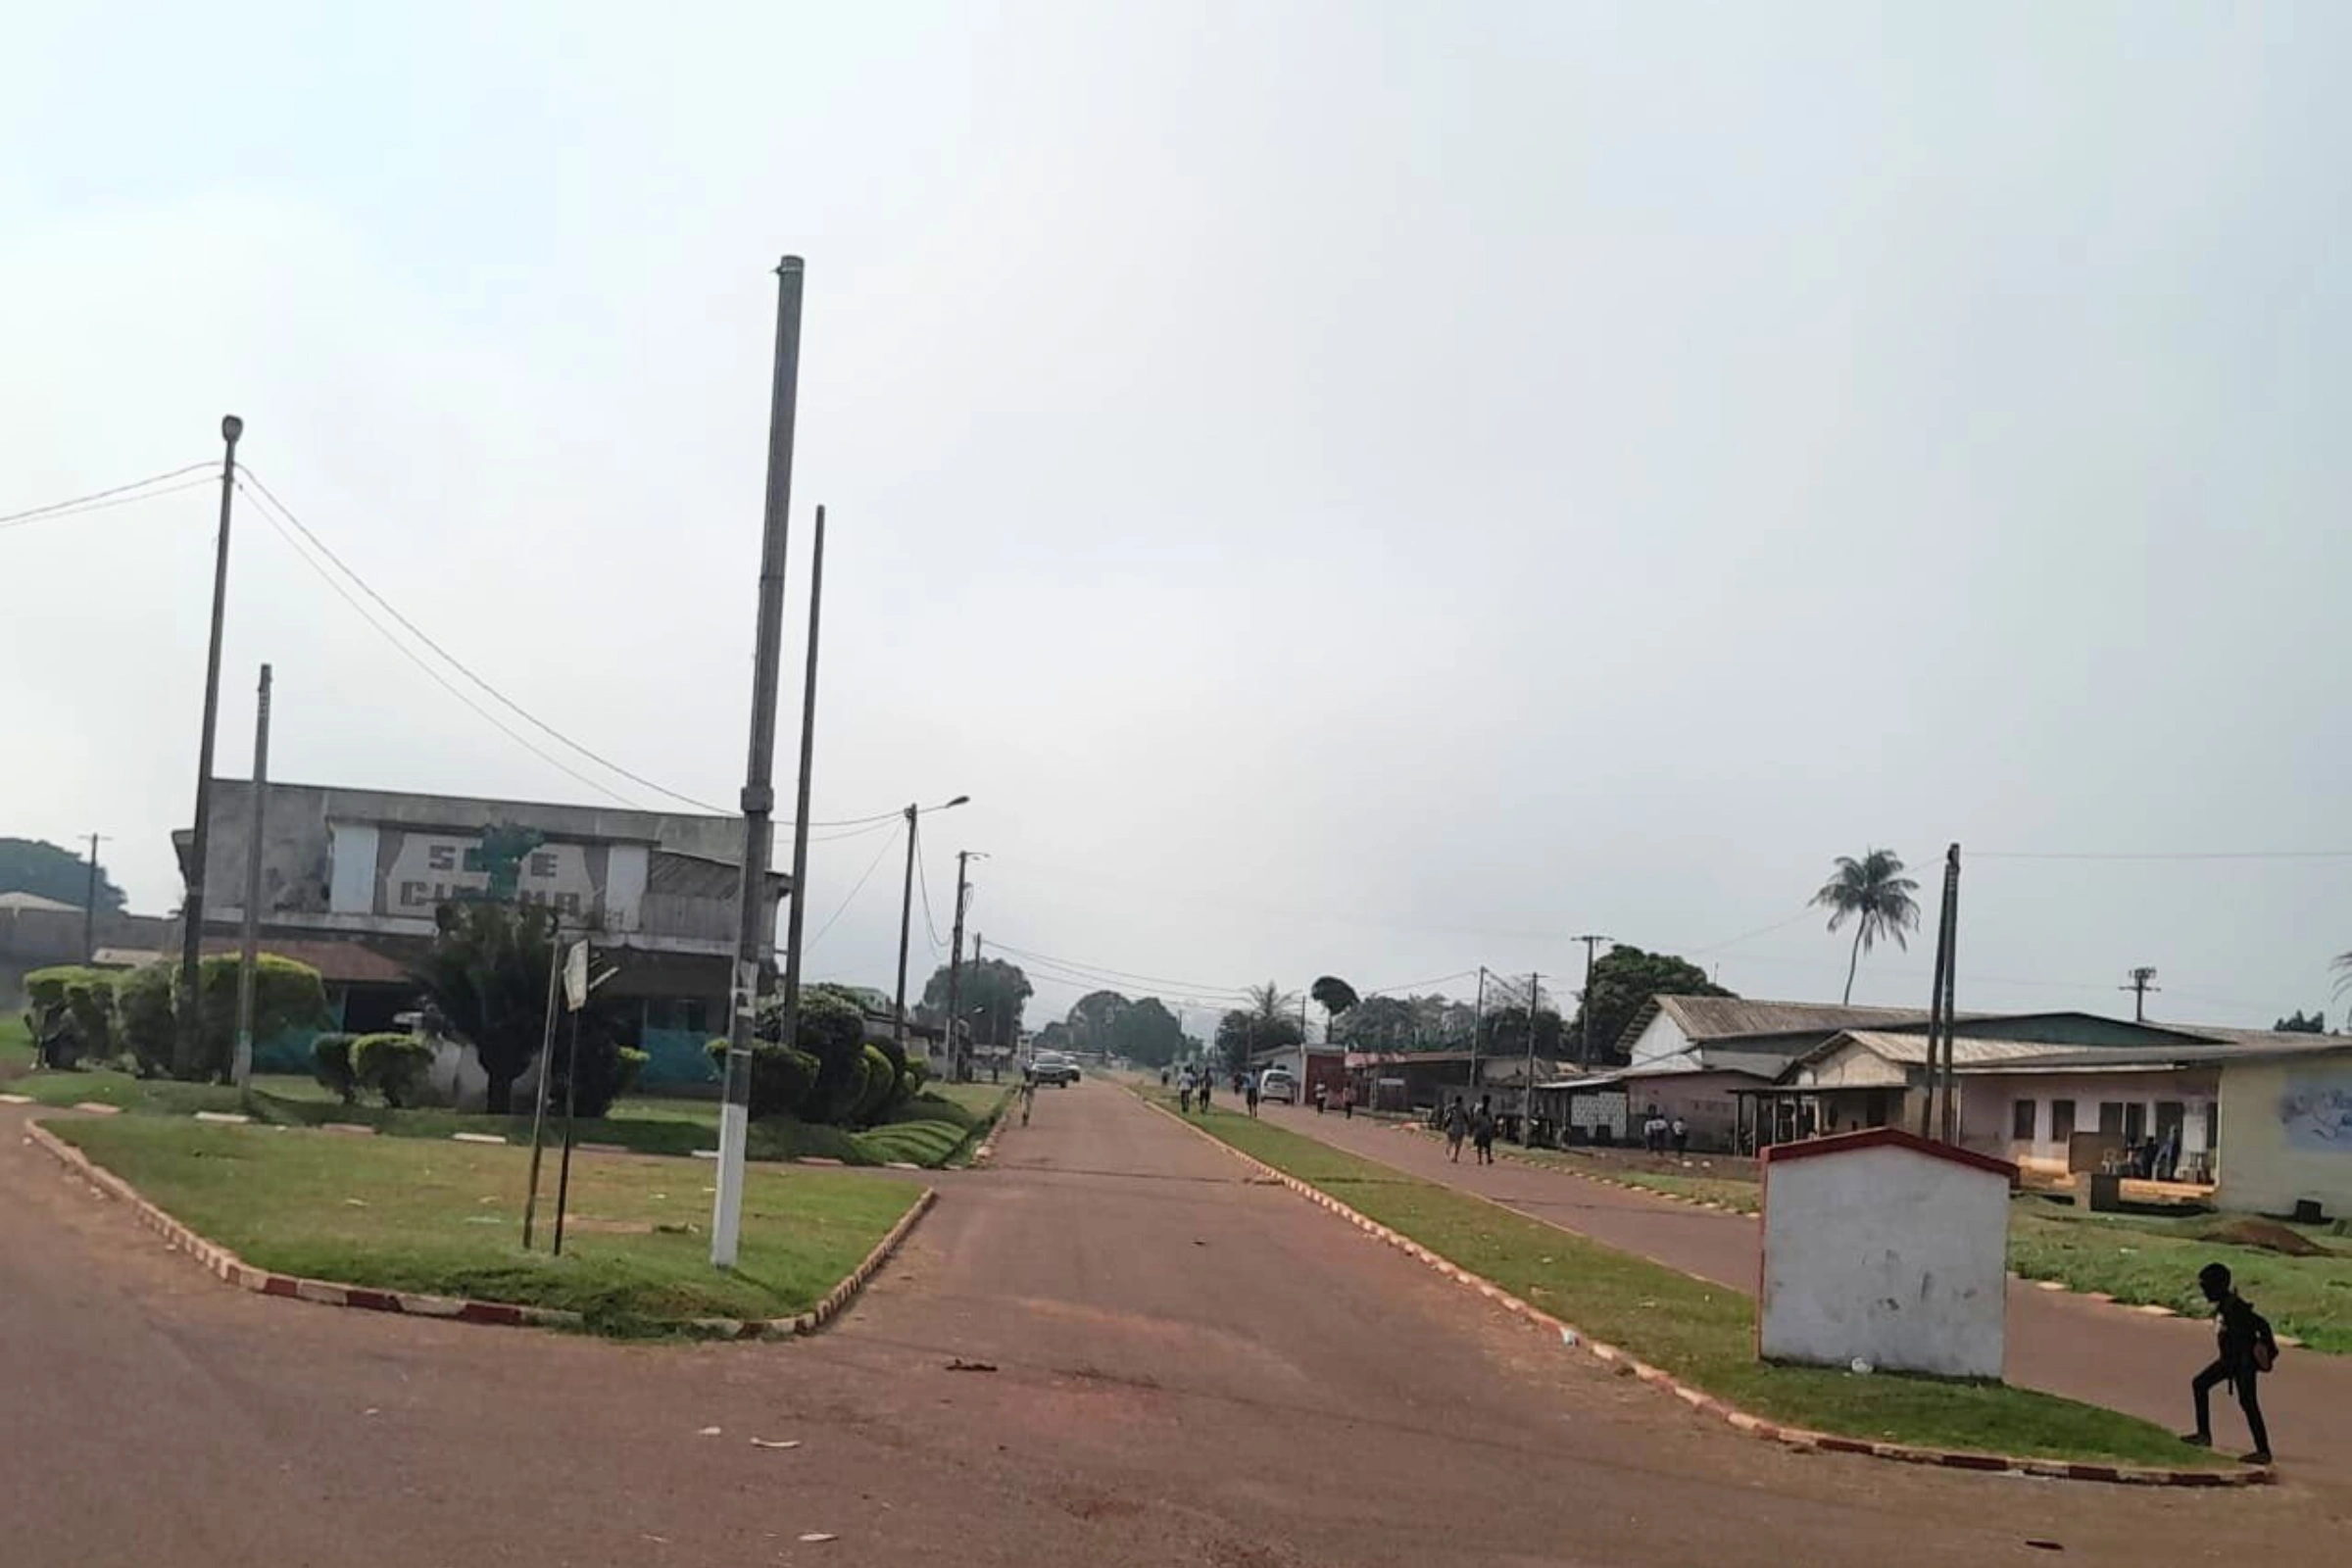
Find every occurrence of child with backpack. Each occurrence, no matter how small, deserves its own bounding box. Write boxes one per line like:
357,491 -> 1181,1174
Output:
2182,1261 -> 2278,1465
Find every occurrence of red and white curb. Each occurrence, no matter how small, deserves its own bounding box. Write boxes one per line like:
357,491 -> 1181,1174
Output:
23,1119 -> 934,1340
1150,1102 -> 2267,1489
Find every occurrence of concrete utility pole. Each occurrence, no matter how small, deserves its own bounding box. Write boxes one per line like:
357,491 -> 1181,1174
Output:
177,413 -> 244,1077
81,832 -> 109,963
712,256 -> 806,1272
1573,934 -> 1610,1068
770,504 -> 829,1070
2121,965 -> 2159,1023
1469,967 -> 1487,1089
231,663 -> 272,1088
945,852 -> 976,1080
894,796 -> 968,1058
1521,973 -> 1542,1127
1919,844 -> 1962,1141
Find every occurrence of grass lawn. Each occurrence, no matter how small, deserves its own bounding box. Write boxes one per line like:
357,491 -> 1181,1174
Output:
0,1014 -> 32,1071
4,1066 -> 1001,1169
47,1116 -> 921,1334
2008,1203 -> 2352,1353
1163,1097 -> 2221,1468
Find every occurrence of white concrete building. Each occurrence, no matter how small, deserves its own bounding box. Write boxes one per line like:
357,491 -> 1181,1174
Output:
2213,1039 -> 2352,1218
1758,1127 -> 2015,1379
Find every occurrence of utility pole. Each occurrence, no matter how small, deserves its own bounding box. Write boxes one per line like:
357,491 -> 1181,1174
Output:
712,255 -> 806,1272
893,796 -> 967,1061
1938,846 -> 1961,1143
231,663 -> 272,1088
177,413 -> 244,1077
81,832 -> 110,963
1573,934 -> 1610,1069
1919,845 -> 1962,1141
1470,967 -> 1487,1091
1521,973 -> 1542,1128
769,504 -> 829,1076
2121,966 -> 2159,1024
945,851 -> 974,1082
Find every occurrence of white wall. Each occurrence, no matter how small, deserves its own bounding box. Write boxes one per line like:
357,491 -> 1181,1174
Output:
326,822 -> 378,914
2217,1056 -> 2352,1217
1760,1142 -> 2009,1379
1624,1010 -> 1691,1069
1967,1072 -> 2218,1172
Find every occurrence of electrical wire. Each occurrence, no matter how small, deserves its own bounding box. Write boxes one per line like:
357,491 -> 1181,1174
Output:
1974,849 -> 2352,861
252,496 -> 645,807
912,817 -> 946,950
1,469 -> 217,532
983,941 -> 1254,1000
1359,968 -> 1479,998
806,820 -> 906,952
1686,908 -> 1819,955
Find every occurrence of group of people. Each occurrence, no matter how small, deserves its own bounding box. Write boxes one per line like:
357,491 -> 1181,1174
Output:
1639,1110 -> 1690,1154
1442,1095 -> 1498,1164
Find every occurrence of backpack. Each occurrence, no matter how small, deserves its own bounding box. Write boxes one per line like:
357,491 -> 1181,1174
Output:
2250,1308 -> 2279,1374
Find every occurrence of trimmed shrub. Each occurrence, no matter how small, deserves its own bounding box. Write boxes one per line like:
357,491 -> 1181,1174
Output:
549,1037 -> 650,1119
312,1033 -> 359,1103
23,965 -> 116,1068
116,962 -> 178,1076
849,1042 -> 898,1126
705,1037 -> 820,1120
351,1033 -> 434,1107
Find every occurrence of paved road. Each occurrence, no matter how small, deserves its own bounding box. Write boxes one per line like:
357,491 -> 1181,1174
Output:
2,1089 -> 2341,1565
1259,1102 -> 2352,1486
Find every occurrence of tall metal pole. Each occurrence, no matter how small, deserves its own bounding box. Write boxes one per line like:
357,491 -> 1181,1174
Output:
1521,973 -> 1541,1127
1574,934 -> 1610,1068
232,663 -> 273,1088
712,256 -> 807,1271
1469,966 -> 1487,1090
177,414 -> 244,1077
1938,844 -> 1962,1145
520,916 -> 564,1250
82,832 -> 108,963
945,852 -> 971,1081
769,504 -> 828,1069
895,804 -> 918,1054
553,1001 -> 583,1256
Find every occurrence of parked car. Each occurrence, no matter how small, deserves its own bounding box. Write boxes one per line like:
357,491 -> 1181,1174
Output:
1032,1054 -> 1081,1087
1259,1067 -> 1298,1104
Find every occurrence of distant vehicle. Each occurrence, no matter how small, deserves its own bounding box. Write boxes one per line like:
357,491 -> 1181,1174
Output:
1259,1067 -> 1298,1104
1032,1054 -> 1081,1087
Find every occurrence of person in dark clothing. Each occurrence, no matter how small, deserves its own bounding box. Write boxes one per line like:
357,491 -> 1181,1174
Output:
1471,1096 -> 1496,1165
2182,1262 -> 2276,1464
1444,1097 -> 1469,1162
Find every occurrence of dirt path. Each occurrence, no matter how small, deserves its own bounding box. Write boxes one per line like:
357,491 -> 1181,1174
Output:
1259,1101 -> 2352,1488
3,1092 -> 2342,1564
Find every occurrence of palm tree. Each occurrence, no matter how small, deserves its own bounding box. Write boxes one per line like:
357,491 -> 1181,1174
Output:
1246,981 -> 1297,1024
1812,849 -> 1922,1005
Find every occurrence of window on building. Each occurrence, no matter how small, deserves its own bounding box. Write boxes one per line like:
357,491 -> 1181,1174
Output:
2012,1099 -> 2037,1140
2124,1102 -> 2147,1143
2155,1101 -> 2185,1141
2051,1099 -> 2077,1143
2097,1102 -> 2125,1135
2203,1101 -> 2219,1157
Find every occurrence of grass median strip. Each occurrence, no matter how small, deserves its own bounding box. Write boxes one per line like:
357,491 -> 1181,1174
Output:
47,1117 -> 922,1335
1164,1099 -> 2223,1468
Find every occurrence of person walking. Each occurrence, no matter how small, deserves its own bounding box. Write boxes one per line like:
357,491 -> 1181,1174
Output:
1342,1081 -> 1356,1120
2182,1262 -> 2277,1464
1471,1095 -> 1497,1166
1199,1074 -> 1212,1112
1313,1083 -> 1328,1115
1178,1068 -> 1194,1115
1018,1067 -> 1037,1126
1245,1070 -> 1262,1118
1444,1097 -> 1469,1162
1671,1116 -> 1690,1156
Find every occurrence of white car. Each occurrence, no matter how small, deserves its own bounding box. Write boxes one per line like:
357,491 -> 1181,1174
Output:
1259,1068 -> 1299,1104
1032,1054 -> 1081,1087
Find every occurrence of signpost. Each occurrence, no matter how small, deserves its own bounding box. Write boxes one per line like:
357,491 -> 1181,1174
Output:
552,938 -> 593,1256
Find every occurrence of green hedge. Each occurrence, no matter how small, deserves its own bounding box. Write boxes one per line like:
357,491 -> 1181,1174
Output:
351,1033 -> 434,1108
22,965 -> 117,1067
312,1033 -> 359,1103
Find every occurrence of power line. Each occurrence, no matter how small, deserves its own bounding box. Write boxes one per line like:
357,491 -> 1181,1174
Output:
252,498 -> 643,807
984,940 -> 1253,1000
806,820 -> 906,953
912,817 -> 946,950
1,467 -> 217,532
1686,908 -> 1818,955
1359,968 -> 1479,998
1974,849 -> 2352,861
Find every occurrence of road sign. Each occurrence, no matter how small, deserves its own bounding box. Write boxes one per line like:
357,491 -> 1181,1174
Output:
564,940 -> 591,1011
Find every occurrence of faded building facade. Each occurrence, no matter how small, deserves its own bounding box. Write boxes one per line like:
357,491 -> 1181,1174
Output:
175,779 -> 787,1084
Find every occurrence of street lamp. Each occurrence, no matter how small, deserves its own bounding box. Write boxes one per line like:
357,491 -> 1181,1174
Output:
895,795 -> 969,1059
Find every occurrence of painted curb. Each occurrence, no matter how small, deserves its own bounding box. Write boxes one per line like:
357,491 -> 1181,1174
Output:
22,1119 -> 935,1342
1150,1101 -> 2267,1490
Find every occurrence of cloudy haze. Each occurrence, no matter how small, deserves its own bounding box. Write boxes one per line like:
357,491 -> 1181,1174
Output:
6,2 -> 2348,1036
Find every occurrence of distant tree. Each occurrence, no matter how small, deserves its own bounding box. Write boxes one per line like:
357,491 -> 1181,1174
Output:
1309,975 -> 1359,1043
1215,1008 -> 1302,1076
1246,981 -> 1298,1025
1337,994 -> 1417,1051
0,836 -> 124,912
1479,1003 -> 1565,1061
1032,1021 -> 1075,1054
1064,989 -> 1132,1054
1567,946 -> 1735,1062
2276,1008 -> 2327,1033
1107,996 -> 1187,1067
1812,848 -> 1922,1004
920,957 -> 1033,1058
407,902 -> 635,1114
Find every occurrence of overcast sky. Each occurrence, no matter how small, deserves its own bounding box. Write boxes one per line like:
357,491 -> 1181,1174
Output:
6,2 -> 2348,1036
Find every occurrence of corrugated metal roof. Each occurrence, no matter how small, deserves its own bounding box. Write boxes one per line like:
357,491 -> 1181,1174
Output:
1955,1038 -> 2352,1073
1833,1032 -> 2079,1066
1653,996 -> 1935,1041
0,891 -> 82,913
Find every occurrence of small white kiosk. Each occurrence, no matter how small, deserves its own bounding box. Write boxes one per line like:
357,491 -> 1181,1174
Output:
1757,1127 -> 2016,1379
